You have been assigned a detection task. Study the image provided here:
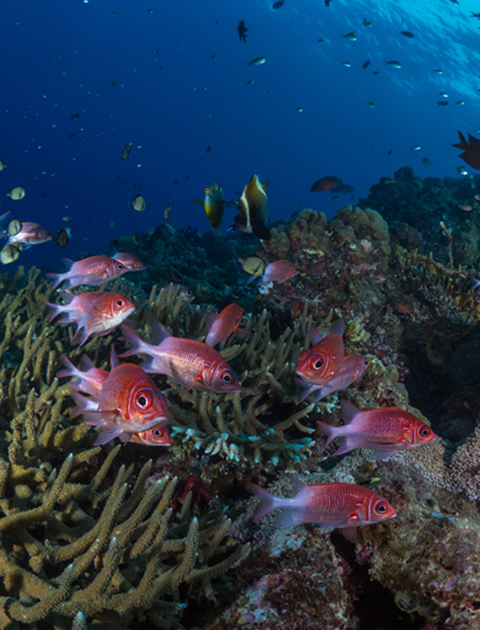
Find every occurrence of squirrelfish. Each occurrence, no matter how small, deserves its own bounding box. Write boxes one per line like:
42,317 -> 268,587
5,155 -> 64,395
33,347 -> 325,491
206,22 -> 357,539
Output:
130,424 -> 171,446
120,322 -> 240,393
59,352 -> 169,446
318,401 -> 436,459
205,303 -> 245,349
204,183 -> 225,229
249,478 -> 396,540
46,255 -> 128,290
257,260 -> 298,286
7,222 -> 52,248
47,291 -> 135,346
233,175 -> 270,239
112,251 -> 146,271
307,352 -> 368,401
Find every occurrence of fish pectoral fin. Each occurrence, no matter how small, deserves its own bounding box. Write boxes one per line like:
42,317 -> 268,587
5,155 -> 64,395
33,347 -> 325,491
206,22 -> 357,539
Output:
93,425 -> 123,446
341,526 -> 358,543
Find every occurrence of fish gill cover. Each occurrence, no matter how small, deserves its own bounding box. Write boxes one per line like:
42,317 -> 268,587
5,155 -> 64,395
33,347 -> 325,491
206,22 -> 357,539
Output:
1,1 -> 480,629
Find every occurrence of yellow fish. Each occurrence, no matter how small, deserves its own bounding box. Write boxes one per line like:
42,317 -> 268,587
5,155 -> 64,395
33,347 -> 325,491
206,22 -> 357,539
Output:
203,183 -> 225,229
233,175 -> 269,239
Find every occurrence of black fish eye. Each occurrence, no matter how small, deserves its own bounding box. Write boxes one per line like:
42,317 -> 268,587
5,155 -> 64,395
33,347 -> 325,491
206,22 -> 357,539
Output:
153,428 -> 163,438
117,263 -> 125,270
376,503 -> 387,514
313,358 -> 323,370
222,373 -> 231,383
421,427 -> 431,437
117,299 -> 124,307
137,394 -> 150,408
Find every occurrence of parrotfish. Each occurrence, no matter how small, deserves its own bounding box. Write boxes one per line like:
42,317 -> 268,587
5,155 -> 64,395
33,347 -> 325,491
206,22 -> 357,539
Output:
318,401 -> 436,459
59,351 -> 169,446
233,175 -> 270,239
112,251 -> 146,271
46,255 -> 128,290
257,259 -> 298,286
452,131 -> 480,170
203,183 -> 225,229
205,303 -> 245,349
120,323 -> 241,393
7,221 -> 52,248
249,478 -> 396,540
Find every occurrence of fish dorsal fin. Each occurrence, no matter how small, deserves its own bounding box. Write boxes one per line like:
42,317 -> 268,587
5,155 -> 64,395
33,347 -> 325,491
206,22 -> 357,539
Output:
309,326 -> 322,345
328,319 -> 345,337
110,348 -> 120,369
62,257 -> 74,269
151,321 -> 171,344
261,181 -> 269,193
340,400 -> 360,424
204,311 -> 217,332
290,475 -> 306,494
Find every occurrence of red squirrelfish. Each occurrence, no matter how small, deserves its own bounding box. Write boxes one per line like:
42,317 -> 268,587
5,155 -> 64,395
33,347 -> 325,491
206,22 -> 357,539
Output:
46,255 -> 128,290
8,221 -> 52,248
64,354 -> 169,445
58,353 -> 171,447
257,260 -> 298,286
318,400 -> 436,459
308,352 -> 368,401
112,251 -> 146,271
249,478 -> 396,540
205,303 -> 245,349
120,322 -> 240,393
296,319 -> 345,401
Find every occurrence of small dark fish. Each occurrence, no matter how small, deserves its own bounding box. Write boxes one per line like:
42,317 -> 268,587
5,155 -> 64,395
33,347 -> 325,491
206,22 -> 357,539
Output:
206,145 -> 211,154
70,113 -> 80,120
400,30 -> 414,38
437,101 -> 449,106
325,0 -> 332,6
55,228 -> 71,248
362,59 -> 371,69
237,19 -> 248,43
272,0 -> 285,8
110,80 -> 118,87
387,149 -> 393,155
69,133 -> 76,139
164,203 -> 172,220
121,142 -> 132,160
310,176 -> 355,194
132,232 -> 140,245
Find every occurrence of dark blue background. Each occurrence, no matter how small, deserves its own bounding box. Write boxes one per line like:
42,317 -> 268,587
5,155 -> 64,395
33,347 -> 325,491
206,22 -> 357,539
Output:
0,0 -> 479,267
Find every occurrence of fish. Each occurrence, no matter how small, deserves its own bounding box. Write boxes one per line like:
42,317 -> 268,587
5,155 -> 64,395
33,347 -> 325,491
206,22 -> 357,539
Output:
294,107 -> 304,112
70,113 -> 80,120
318,401 -> 436,460
54,228 -> 71,248
5,187 -> 25,200
400,30 -> 414,38
46,255 -> 129,290
204,183 -> 225,229
205,303 -> 245,349
421,158 -> 432,166
452,131 -> 480,170
310,176 -> 355,193
0,160 -> 8,171
120,323 -> 240,393
384,60 -> 402,68
437,101 -> 449,106
132,194 -> 146,212
248,57 -> 266,66
130,423 -> 171,447
46,291 -> 135,346
272,0 -> 285,8
237,20 -> 248,43
257,260 -> 298,286
0,243 -> 22,264
362,18 -> 372,27
306,352 -> 368,401
112,251 -> 146,271
249,478 -> 396,540
342,31 -> 357,42
62,354 -> 169,445
164,202 -> 172,219
233,175 -> 270,239
121,142 -> 132,160
7,219 -> 21,236
7,222 -> 52,248
362,60 -> 371,69
296,319 -> 345,398
238,256 -> 265,277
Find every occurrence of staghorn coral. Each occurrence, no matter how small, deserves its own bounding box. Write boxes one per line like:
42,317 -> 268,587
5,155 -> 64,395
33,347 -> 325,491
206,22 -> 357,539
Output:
0,271 -> 250,630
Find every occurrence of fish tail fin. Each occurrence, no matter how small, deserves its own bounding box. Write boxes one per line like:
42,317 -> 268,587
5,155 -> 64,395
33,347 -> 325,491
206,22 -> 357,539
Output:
57,354 -> 81,381
69,391 -> 98,418
204,311 -> 217,332
317,420 -> 340,451
44,301 -> 67,322
120,325 -> 148,357
248,483 -> 280,522
70,316 -> 90,346
45,272 -> 65,290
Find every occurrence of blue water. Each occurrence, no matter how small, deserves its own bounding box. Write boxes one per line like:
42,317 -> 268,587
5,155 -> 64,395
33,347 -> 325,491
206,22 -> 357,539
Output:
1,0 -> 479,267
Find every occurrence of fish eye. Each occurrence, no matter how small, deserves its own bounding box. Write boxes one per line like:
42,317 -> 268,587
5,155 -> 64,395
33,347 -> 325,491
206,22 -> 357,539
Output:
222,373 -> 231,383
375,502 -> 387,514
313,358 -> 323,370
363,358 -> 369,367
152,428 -> 164,438
116,299 -> 124,307
420,426 -> 431,438
117,263 -> 125,270
136,392 -> 153,409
